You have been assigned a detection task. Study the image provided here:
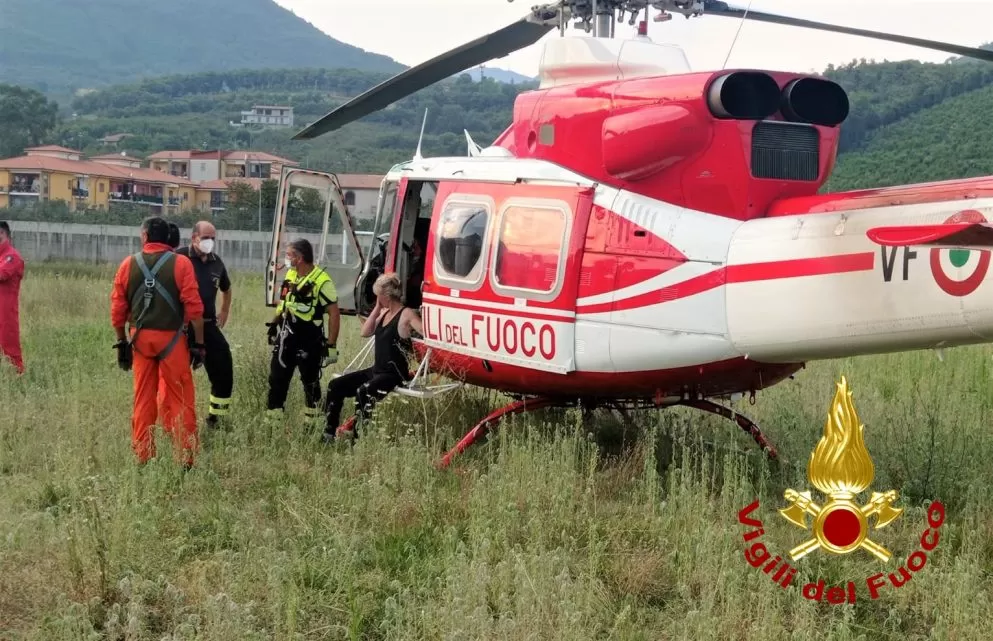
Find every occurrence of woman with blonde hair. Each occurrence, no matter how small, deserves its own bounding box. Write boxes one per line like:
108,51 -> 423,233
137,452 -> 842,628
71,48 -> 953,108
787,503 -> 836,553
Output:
323,272 -> 422,441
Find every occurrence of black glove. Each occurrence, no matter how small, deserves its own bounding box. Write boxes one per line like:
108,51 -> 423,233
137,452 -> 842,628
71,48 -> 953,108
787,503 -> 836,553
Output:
113,339 -> 132,371
189,342 -> 206,370
266,320 -> 281,345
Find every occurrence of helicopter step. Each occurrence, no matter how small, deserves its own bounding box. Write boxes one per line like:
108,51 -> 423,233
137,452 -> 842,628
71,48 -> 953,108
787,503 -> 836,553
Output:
434,394 -> 777,469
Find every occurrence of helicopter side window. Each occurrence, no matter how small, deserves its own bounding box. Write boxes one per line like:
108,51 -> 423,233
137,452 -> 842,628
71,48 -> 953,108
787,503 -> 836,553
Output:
433,195 -> 493,290
491,201 -> 570,301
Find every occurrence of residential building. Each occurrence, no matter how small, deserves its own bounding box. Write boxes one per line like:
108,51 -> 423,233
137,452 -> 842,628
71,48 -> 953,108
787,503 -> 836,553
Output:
146,149 -> 297,182
338,174 -> 385,220
0,146 -> 198,212
98,133 -> 132,147
240,105 -> 294,127
194,178 -> 264,212
0,147 -> 385,221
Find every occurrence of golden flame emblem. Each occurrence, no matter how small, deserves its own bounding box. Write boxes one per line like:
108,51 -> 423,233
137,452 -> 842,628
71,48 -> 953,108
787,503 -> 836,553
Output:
778,376 -> 903,561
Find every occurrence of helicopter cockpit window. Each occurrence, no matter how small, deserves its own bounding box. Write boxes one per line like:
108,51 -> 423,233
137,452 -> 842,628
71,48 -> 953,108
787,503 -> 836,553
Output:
492,202 -> 570,300
434,198 -> 491,288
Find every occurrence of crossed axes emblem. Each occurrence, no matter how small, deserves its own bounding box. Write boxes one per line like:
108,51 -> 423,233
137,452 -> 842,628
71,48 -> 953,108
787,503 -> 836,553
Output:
779,488 -> 903,562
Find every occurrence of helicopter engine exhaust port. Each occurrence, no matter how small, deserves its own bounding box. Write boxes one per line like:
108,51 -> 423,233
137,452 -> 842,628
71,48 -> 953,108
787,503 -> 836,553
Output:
602,104 -> 711,182
780,77 -> 850,127
706,71 -> 781,120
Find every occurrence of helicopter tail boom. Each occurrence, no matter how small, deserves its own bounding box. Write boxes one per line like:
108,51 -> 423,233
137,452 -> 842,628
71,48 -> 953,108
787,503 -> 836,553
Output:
723,200 -> 993,364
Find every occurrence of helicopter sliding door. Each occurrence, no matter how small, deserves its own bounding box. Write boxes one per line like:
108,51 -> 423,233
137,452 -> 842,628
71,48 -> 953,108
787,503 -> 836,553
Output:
265,167 -> 366,314
352,177 -> 436,318
353,177 -> 401,318
420,181 -> 592,374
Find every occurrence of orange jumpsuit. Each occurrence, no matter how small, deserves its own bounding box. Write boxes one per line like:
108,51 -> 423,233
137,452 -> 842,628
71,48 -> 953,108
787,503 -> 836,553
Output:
111,242 -> 204,465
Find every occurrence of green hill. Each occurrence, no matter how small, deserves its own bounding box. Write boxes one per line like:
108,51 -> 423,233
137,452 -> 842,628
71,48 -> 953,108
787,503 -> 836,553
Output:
55,68 -> 537,174
826,81 -> 993,192
821,54 -> 993,154
0,0 -> 403,100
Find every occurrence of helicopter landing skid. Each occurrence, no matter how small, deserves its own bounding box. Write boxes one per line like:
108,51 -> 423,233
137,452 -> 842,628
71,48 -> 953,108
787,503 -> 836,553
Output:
436,396 -> 560,469
435,395 -> 778,468
679,399 -> 778,460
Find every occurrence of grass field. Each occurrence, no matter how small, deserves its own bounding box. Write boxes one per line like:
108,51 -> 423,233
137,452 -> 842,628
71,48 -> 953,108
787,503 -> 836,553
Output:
3,262 -> 993,640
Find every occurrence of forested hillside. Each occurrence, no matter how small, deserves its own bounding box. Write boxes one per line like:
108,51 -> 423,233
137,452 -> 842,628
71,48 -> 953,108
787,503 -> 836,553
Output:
0,0 -> 403,100
57,69 -> 537,174
821,51 -> 993,154
824,81 -> 993,191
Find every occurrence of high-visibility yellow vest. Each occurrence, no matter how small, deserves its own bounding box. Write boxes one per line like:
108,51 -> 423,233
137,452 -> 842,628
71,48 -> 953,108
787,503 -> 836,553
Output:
277,266 -> 337,324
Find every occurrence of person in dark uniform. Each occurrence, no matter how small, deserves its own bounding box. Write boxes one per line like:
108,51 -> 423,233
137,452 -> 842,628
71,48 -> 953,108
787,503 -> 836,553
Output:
323,272 -> 422,442
176,220 -> 234,428
266,238 -> 340,426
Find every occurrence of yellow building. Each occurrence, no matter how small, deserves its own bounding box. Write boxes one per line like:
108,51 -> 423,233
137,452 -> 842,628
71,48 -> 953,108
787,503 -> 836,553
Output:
0,145 -> 198,213
0,146 -> 378,221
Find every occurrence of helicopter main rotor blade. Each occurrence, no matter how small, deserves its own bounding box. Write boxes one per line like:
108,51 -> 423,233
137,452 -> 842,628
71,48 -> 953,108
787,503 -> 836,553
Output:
704,1 -> 993,64
293,8 -> 560,140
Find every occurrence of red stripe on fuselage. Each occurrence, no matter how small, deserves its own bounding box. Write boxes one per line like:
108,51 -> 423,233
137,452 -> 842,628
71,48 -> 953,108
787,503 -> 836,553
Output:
576,252 -> 875,315
725,251 -> 875,283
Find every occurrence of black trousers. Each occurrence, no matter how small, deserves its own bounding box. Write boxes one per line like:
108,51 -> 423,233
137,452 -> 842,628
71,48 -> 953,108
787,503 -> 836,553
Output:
324,367 -> 404,435
202,321 -> 234,421
267,319 -> 323,416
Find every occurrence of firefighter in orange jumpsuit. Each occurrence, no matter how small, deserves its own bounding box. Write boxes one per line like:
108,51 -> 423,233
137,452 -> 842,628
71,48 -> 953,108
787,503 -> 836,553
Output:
0,221 -> 25,374
111,216 -> 206,467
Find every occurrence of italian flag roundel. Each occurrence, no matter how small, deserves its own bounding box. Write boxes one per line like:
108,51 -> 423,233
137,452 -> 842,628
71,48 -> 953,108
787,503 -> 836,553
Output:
929,210 -> 990,297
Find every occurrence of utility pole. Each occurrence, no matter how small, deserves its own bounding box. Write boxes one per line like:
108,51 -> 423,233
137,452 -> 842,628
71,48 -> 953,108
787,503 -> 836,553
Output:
254,152 -> 262,232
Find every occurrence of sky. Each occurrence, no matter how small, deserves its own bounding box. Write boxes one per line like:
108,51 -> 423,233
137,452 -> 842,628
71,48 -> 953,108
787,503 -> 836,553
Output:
273,0 -> 993,77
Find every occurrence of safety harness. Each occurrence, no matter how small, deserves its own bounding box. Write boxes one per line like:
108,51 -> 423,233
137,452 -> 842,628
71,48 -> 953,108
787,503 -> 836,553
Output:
273,266 -> 333,370
128,251 -> 183,361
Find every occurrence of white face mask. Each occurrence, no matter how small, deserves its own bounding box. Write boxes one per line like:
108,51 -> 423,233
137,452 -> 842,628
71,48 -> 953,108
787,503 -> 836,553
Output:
198,238 -> 214,254
284,257 -> 292,269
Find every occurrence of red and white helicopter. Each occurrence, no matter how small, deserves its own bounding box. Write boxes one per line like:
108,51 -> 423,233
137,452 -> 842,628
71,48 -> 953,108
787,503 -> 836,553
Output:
265,0 -> 993,468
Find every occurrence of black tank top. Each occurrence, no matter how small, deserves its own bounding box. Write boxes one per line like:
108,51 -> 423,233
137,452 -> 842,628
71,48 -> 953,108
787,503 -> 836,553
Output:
374,308 -> 412,380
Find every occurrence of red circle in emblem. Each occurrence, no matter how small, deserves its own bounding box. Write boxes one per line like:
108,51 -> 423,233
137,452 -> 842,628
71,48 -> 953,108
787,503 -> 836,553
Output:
930,209 -> 990,297
822,508 -> 861,548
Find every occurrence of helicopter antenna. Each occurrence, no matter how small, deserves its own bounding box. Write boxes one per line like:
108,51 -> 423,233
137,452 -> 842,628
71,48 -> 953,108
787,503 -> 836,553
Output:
721,0 -> 754,69
464,130 -> 482,157
412,108 -> 428,161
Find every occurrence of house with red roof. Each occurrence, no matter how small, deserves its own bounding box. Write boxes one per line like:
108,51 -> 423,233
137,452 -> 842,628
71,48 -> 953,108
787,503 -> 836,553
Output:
0,145 -> 386,218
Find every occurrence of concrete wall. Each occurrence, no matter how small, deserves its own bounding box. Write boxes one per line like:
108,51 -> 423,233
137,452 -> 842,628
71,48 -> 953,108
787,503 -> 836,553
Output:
7,221 -> 375,274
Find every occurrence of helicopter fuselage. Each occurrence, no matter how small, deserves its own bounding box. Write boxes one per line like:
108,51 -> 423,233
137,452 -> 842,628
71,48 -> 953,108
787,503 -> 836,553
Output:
350,154 -> 993,406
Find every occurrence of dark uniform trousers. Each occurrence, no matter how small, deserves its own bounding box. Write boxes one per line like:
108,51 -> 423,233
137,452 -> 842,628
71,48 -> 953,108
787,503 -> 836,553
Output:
267,317 -> 323,420
202,321 -> 234,424
324,368 -> 404,436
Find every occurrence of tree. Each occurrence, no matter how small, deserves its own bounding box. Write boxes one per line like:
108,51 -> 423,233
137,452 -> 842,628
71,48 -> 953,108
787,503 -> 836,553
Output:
0,84 -> 59,158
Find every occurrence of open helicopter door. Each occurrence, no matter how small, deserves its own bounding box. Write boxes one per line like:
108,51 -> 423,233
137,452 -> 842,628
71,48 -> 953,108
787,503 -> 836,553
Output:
265,167 -> 365,313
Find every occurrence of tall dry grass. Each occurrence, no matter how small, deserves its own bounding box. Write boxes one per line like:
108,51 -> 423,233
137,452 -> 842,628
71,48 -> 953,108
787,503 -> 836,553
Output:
2,262 -> 993,640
